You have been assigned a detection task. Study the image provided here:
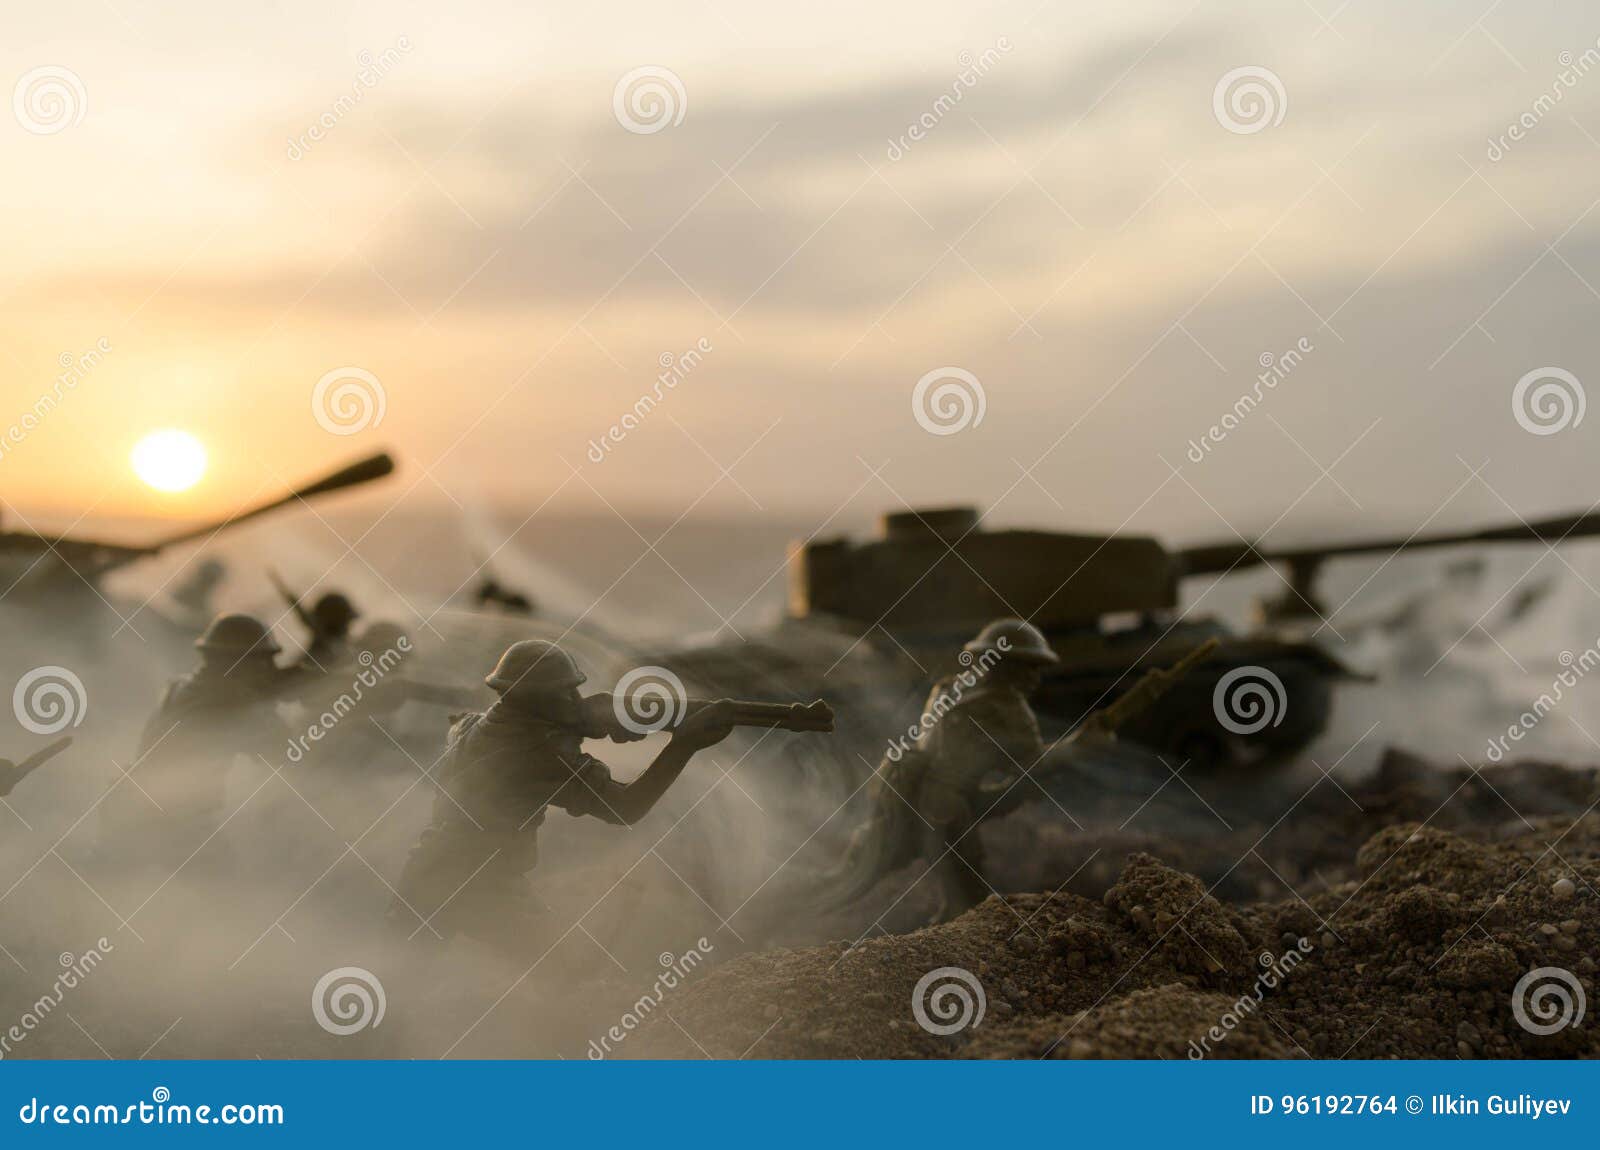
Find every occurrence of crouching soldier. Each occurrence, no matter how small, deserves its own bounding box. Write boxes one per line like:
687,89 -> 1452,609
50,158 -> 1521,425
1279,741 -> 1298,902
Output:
392,640 -> 739,951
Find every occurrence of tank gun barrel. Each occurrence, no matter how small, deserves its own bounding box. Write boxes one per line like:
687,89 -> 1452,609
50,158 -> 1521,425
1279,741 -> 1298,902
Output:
25,451 -> 397,586
1178,506 -> 1600,577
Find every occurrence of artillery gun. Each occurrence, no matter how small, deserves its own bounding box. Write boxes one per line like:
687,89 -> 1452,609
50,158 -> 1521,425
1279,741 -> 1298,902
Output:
647,504 -> 1600,769
1,451 -> 395,643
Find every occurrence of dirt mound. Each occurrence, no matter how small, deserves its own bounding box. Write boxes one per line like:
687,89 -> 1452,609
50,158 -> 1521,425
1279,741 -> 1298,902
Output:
631,811 -> 1600,1059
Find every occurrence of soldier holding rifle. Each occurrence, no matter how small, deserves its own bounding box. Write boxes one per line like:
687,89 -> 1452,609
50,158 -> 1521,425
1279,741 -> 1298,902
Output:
393,639 -> 832,948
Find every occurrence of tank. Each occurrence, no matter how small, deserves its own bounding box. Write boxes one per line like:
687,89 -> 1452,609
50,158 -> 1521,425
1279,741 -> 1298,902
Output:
0,451 -> 396,653
648,503 -> 1600,768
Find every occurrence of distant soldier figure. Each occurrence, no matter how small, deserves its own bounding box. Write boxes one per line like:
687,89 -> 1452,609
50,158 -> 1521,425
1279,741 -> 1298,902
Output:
825,620 -> 1215,924
392,639 -> 740,950
267,568 -> 360,668
130,614 -> 302,822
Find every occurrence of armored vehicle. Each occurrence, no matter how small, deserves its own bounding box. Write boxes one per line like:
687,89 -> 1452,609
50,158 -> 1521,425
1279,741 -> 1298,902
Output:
648,504 -> 1600,768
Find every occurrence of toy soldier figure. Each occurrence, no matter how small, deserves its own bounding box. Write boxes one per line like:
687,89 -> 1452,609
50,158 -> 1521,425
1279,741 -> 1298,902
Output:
825,620 -> 1215,925
267,568 -> 360,668
129,614 -> 302,822
850,618 -> 1058,924
393,639 -> 832,950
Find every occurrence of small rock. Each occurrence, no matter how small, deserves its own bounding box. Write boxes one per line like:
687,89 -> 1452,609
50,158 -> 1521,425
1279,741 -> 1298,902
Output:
1539,923 -> 1561,938
763,1004 -> 781,1021
1456,1020 -> 1482,1048
1554,934 -> 1577,953
1553,878 -> 1576,900
1320,932 -> 1335,949
1457,1040 -> 1474,1059
1560,920 -> 1581,935
1068,1038 -> 1093,1059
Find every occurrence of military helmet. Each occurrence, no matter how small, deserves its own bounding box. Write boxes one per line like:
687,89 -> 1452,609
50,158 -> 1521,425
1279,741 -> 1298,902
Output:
485,639 -> 586,694
311,592 -> 359,632
962,617 -> 1059,665
195,613 -> 281,656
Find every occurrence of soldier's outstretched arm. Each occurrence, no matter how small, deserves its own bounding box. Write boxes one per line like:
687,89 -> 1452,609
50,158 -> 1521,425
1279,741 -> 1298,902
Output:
586,701 -> 738,825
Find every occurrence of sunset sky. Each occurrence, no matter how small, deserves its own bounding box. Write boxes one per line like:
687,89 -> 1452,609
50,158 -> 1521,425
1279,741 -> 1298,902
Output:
4,0 -> 1600,551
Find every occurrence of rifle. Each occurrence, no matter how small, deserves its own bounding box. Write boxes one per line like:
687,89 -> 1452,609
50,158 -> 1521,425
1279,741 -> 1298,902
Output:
266,567 -> 318,635
0,736 -> 72,797
581,694 -> 834,738
1069,638 -> 1220,743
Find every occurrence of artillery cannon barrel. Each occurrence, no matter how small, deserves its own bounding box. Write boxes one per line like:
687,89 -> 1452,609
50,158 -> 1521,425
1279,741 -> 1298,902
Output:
143,452 -> 396,554
1178,506 -> 1600,577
